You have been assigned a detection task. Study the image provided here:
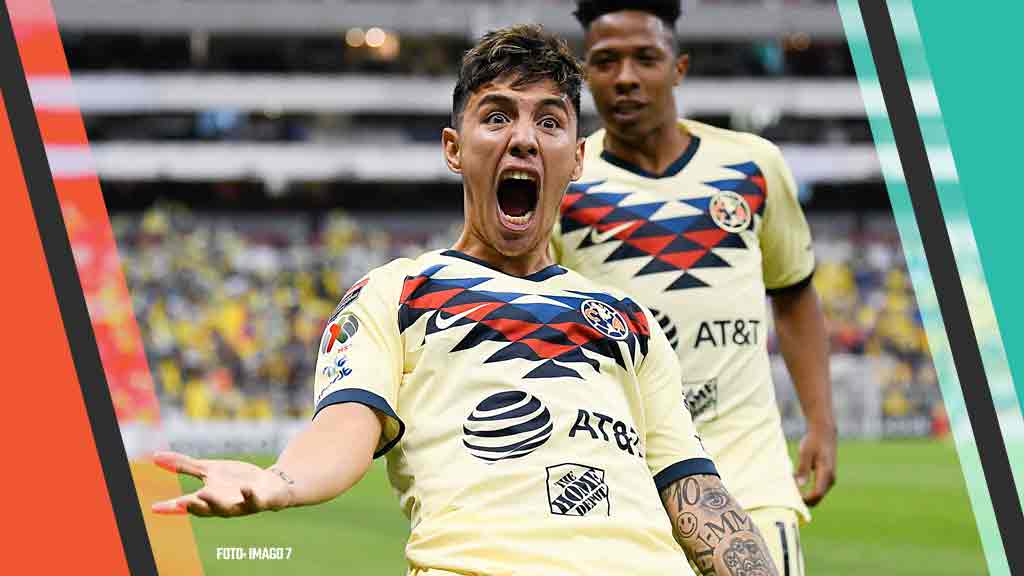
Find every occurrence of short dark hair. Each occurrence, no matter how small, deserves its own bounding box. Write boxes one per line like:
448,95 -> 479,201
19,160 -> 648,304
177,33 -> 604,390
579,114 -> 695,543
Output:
451,24 -> 583,133
574,0 -> 681,29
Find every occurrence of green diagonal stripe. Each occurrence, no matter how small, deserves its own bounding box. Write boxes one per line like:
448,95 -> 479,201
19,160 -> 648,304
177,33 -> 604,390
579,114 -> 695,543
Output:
836,1 -> 1011,574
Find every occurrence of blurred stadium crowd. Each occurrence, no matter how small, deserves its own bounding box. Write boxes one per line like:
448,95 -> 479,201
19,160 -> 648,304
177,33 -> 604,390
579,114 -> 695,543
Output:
112,205 -> 944,436
53,0 -> 945,437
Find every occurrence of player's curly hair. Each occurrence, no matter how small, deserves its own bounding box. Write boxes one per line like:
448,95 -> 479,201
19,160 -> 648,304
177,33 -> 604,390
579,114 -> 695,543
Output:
451,24 -> 583,133
573,0 -> 682,29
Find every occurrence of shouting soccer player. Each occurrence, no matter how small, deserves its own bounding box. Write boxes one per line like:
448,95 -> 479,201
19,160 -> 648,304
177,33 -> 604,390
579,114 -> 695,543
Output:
551,2 -> 837,574
153,25 -> 778,575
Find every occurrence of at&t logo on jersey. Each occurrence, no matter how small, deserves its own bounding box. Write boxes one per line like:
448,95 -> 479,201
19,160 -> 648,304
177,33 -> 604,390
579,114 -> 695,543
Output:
709,190 -> 752,233
546,463 -> 610,517
463,390 -> 553,463
581,300 -> 629,341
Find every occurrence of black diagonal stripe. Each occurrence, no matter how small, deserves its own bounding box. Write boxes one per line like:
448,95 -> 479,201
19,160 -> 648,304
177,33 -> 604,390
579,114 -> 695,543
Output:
859,1 -> 1024,571
0,6 -> 157,575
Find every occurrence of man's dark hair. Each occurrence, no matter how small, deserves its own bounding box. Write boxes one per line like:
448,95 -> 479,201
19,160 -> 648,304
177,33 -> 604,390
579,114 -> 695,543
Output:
574,0 -> 681,33
577,0 -> 679,47
451,24 -> 583,133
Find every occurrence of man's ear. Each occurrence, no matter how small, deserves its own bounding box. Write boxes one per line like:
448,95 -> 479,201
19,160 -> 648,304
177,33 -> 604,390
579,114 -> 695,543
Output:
442,127 -> 462,174
570,137 -> 586,181
673,53 -> 690,87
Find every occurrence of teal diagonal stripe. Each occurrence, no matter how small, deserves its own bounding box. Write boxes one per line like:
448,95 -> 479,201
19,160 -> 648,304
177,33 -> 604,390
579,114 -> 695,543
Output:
837,1 -> 1011,574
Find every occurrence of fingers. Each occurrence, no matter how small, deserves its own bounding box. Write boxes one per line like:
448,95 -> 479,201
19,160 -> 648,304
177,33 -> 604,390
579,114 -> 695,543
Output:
807,457 -> 837,507
152,492 -> 212,516
153,451 -> 207,479
196,485 -> 256,517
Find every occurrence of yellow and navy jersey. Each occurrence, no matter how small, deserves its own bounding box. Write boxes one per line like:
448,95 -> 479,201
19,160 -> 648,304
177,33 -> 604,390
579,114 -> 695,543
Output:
552,119 -> 814,520
314,249 -> 715,575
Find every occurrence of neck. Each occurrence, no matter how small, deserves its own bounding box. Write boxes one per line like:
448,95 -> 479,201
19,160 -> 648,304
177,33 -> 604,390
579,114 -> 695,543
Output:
452,228 -> 553,278
604,118 -> 690,176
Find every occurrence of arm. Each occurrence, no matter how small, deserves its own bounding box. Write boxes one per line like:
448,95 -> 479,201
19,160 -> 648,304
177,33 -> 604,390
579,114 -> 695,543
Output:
660,474 -> 778,576
771,280 -> 836,506
152,402 -> 380,517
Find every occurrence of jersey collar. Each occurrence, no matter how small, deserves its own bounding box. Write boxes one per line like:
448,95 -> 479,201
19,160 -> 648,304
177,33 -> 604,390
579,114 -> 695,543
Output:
441,250 -> 567,282
599,134 -> 701,179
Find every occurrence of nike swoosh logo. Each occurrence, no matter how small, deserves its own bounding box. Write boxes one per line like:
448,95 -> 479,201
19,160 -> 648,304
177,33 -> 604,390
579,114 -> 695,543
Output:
435,304 -> 488,330
589,221 -> 634,244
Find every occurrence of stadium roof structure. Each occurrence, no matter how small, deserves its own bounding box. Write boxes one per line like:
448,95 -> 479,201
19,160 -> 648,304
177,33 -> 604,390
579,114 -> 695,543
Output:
51,0 -> 845,39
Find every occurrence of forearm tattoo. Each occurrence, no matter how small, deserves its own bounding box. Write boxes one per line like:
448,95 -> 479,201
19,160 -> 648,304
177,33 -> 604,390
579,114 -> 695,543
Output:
661,475 -> 777,576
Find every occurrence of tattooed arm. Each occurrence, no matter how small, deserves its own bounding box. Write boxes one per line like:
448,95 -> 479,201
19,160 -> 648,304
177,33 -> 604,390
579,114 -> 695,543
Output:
660,474 -> 778,576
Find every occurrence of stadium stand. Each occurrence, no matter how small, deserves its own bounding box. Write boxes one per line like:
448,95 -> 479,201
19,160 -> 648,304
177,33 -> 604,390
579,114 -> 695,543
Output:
55,0 -> 945,445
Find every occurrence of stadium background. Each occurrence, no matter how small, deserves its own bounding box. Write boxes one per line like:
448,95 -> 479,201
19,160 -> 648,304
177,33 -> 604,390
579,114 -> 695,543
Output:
48,0 -> 983,573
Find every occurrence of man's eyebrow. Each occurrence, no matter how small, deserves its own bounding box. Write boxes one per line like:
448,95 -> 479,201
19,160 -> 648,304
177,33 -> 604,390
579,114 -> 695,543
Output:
537,96 -> 571,114
475,93 -> 516,110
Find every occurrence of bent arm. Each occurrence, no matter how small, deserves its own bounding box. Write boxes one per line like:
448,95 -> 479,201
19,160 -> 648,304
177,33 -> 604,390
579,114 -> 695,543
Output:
272,402 -> 382,508
660,474 -> 778,576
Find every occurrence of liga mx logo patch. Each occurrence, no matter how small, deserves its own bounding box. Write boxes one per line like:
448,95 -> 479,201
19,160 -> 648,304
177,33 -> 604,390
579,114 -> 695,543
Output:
709,190 -> 752,233
321,313 -> 360,355
581,300 -> 629,341
546,463 -> 610,517
463,391 -> 553,463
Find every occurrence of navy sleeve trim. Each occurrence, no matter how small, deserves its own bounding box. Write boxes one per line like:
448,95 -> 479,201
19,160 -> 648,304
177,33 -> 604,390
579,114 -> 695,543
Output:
314,388 -> 405,459
766,267 -> 815,297
653,458 -> 720,492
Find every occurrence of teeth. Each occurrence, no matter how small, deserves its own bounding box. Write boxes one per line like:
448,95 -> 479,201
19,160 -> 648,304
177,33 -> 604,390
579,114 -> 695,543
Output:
503,210 -> 534,224
503,171 -> 536,182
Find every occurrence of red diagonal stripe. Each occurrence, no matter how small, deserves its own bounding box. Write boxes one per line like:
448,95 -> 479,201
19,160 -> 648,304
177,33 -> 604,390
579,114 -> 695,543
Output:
658,250 -> 706,270
408,287 -> 463,310
520,338 -> 578,359
482,318 -> 544,342
35,109 -> 89,145
549,322 -> 601,345
568,205 -> 615,226
625,234 -> 675,255
684,228 -> 728,249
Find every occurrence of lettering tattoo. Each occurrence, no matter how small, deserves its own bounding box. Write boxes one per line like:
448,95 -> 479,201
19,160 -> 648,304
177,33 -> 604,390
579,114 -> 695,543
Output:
660,475 -> 777,576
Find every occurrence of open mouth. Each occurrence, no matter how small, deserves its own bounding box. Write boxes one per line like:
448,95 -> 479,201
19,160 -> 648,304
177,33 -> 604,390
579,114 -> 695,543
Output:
496,170 -> 539,231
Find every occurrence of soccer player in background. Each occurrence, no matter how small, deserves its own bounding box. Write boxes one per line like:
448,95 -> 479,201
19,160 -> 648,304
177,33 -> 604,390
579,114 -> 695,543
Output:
153,24 -> 779,575
551,2 -> 836,574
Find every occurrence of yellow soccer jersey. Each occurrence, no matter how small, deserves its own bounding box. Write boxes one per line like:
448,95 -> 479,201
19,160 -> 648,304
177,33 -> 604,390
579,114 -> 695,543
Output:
552,119 -> 814,521
314,249 -> 717,575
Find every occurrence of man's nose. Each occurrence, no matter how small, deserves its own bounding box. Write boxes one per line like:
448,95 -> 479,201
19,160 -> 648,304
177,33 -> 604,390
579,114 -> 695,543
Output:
509,119 -> 539,158
614,59 -> 640,94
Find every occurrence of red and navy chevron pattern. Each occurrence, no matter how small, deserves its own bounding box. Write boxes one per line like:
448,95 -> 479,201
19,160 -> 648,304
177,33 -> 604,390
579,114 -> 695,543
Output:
560,162 -> 767,291
397,264 -> 650,379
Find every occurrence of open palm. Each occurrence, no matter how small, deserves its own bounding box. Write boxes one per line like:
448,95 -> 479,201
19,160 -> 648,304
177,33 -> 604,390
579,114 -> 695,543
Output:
151,451 -> 292,517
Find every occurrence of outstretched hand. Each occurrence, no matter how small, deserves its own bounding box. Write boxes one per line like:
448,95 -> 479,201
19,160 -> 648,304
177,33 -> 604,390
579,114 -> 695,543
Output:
151,451 -> 294,517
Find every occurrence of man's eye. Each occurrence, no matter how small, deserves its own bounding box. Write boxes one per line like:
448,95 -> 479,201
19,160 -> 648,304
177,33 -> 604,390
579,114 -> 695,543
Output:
539,117 -> 560,130
486,112 -> 510,124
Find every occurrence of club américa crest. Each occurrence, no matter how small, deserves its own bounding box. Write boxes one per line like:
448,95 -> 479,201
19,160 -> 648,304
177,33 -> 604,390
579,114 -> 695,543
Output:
709,190 -> 753,233
581,300 -> 629,341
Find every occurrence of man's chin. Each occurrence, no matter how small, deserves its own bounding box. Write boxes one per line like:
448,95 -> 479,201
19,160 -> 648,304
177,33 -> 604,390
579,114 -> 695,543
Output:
492,230 -> 541,259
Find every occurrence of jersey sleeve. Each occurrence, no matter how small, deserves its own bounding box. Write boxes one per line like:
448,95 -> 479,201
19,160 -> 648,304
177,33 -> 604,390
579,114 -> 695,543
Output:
313,265 -> 405,458
758,142 -> 816,293
637,308 -> 719,492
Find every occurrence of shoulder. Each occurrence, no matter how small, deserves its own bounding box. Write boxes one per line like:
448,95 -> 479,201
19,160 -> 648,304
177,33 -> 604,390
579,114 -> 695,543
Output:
683,118 -> 786,165
348,252 -> 446,302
